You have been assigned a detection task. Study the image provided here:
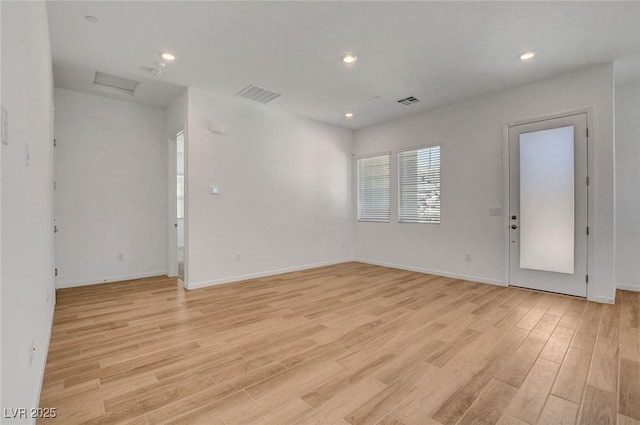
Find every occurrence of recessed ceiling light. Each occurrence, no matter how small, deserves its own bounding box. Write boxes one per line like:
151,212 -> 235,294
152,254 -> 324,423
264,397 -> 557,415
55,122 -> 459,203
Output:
341,54 -> 358,64
345,112 -> 354,118
519,51 -> 536,61
161,52 -> 176,62
84,15 -> 99,23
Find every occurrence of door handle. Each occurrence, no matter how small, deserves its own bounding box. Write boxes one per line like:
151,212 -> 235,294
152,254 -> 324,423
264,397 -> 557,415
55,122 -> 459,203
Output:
511,224 -> 519,230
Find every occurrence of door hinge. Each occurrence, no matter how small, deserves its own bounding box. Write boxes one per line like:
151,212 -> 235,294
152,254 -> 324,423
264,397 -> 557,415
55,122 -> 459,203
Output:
586,176 -> 590,186
53,181 -> 56,190
586,274 -> 589,283
53,138 -> 57,147
54,225 -> 59,233
586,128 -> 589,138
55,268 -> 58,277
586,226 -> 590,235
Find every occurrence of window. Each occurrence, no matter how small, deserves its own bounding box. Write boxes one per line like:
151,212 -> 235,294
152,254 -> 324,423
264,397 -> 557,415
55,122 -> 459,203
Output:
399,146 -> 440,223
357,154 -> 390,222
176,175 -> 185,219
176,131 -> 185,220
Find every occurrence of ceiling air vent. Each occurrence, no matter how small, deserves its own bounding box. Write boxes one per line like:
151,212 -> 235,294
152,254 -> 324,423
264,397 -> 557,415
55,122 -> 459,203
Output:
93,71 -> 139,96
236,84 -> 281,104
397,96 -> 421,106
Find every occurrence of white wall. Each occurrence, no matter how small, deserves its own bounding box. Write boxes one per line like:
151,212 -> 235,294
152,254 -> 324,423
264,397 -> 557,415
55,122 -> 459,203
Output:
54,88 -> 168,288
185,87 -> 354,288
615,79 -> 640,291
1,2 -> 55,422
165,90 -> 187,278
1,0 -> 4,411
354,64 -> 615,303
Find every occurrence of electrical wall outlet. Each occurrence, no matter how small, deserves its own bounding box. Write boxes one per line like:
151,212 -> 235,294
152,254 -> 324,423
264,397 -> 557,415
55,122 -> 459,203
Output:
29,341 -> 36,368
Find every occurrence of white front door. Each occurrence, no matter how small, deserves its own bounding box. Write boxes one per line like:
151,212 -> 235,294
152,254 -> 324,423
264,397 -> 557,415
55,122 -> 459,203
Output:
508,113 -> 588,297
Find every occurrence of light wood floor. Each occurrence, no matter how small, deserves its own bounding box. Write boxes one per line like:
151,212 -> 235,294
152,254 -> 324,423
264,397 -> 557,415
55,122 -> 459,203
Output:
39,262 -> 640,425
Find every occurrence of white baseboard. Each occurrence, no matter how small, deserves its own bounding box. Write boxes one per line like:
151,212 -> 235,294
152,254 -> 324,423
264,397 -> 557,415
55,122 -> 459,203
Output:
33,301 -> 55,420
57,270 -> 168,289
590,295 -> 615,304
354,258 -> 505,286
185,259 -> 355,290
617,282 -> 640,292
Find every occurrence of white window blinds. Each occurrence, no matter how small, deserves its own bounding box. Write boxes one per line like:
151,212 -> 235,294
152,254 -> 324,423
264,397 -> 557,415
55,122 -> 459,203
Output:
399,146 -> 441,224
358,155 -> 390,222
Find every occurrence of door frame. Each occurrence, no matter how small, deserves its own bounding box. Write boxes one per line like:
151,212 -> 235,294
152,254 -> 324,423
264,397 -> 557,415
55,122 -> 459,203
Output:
501,107 -> 595,300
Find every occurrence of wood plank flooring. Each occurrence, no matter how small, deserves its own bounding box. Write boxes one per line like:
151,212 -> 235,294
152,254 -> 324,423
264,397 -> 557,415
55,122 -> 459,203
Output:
38,262 -> 640,425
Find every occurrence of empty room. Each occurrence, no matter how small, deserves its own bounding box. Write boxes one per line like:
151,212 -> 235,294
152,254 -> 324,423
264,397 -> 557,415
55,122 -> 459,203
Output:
1,1 -> 640,424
